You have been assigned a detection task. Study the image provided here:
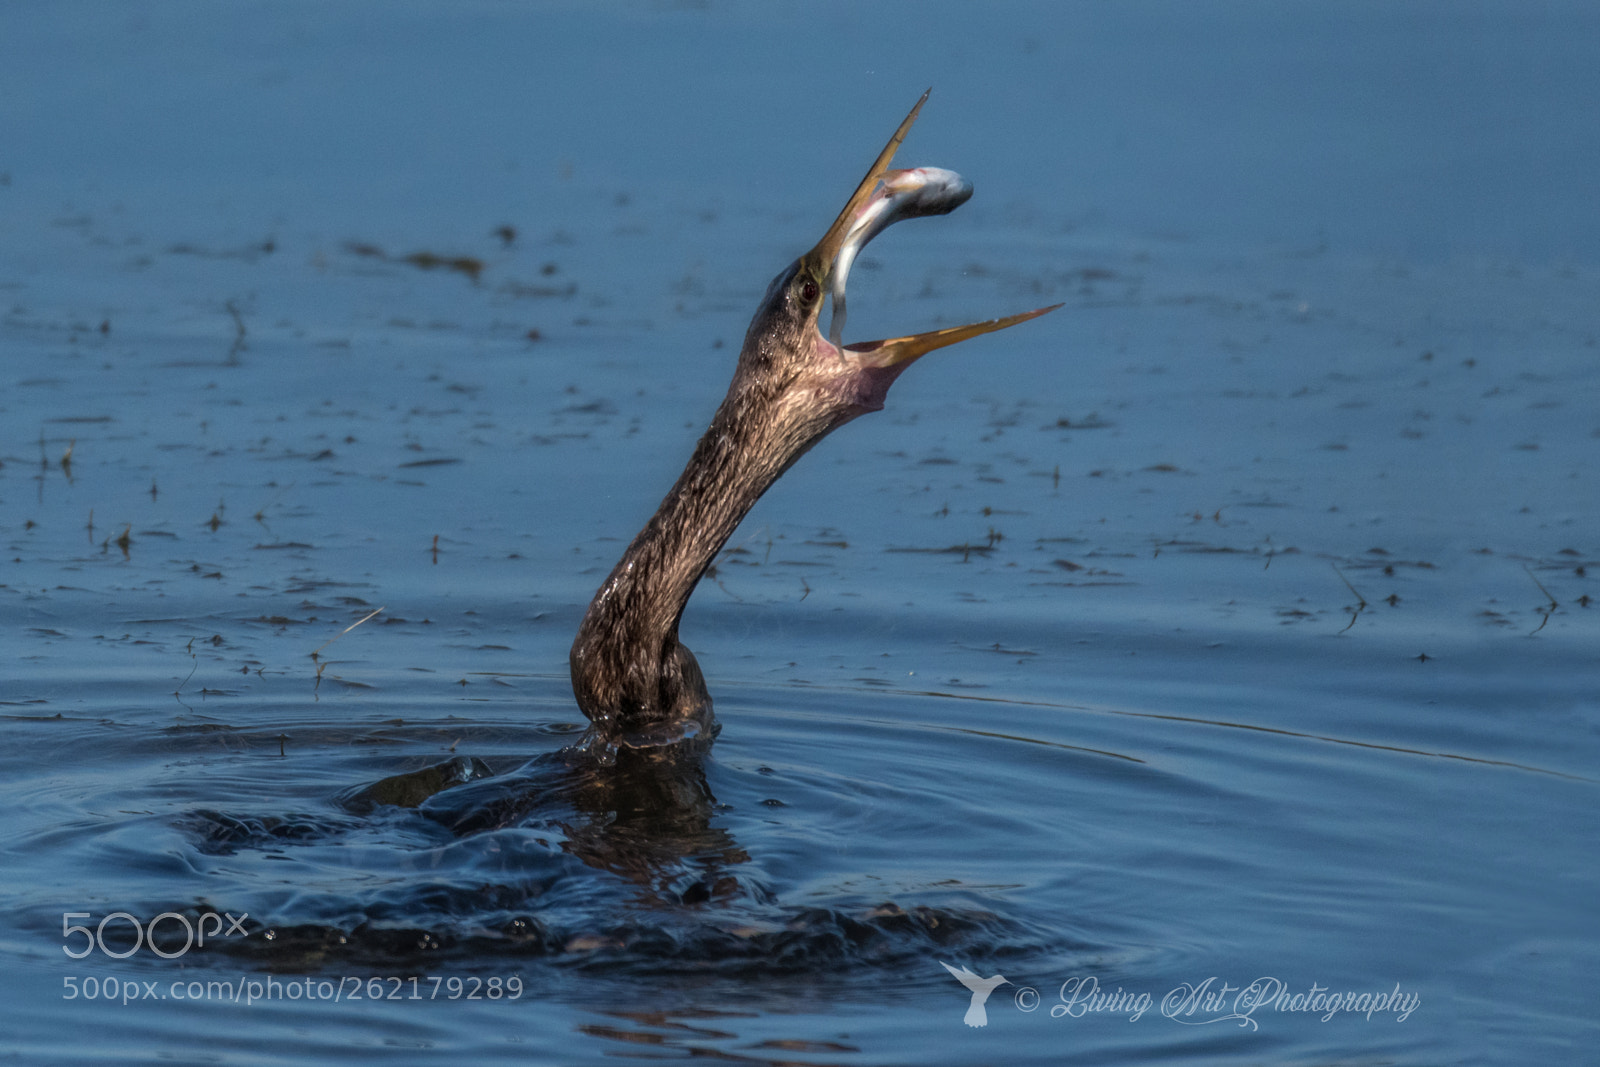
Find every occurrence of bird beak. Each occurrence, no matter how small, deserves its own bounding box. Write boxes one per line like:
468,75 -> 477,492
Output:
804,91 -> 932,280
806,91 -> 1060,367
843,305 -> 1060,368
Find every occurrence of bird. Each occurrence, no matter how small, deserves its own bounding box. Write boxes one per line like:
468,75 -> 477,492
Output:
569,92 -> 1058,754
940,961 -> 1011,1027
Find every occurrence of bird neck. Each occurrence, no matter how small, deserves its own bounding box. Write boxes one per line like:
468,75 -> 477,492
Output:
570,392 -> 815,732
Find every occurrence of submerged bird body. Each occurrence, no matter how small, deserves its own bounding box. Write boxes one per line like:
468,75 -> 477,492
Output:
570,94 -> 1056,752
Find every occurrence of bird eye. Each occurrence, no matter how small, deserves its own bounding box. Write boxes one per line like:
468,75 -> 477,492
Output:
797,277 -> 820,306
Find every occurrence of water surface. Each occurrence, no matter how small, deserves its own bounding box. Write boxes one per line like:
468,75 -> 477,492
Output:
2,3 -> 1598,1064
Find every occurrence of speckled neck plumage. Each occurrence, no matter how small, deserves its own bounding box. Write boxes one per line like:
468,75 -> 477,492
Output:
569,371 -> 840,740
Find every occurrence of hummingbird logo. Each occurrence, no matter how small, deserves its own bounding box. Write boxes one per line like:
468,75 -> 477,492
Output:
940,961 -> 1010,1027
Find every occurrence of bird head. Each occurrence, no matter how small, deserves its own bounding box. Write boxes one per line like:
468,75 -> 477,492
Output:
725,91 -> 1058,456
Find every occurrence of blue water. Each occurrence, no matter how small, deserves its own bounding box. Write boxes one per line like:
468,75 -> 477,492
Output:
3,3 -> 1598,1064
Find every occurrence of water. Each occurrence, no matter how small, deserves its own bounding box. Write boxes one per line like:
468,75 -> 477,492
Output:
3,3 -> 1598,1063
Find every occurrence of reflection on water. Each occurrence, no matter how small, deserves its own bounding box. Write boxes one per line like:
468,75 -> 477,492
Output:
169,710 -> 1059,980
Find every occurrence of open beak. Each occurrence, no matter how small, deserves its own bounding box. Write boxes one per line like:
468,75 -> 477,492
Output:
804,90 -> 1060,367
841,305 -> 1059,367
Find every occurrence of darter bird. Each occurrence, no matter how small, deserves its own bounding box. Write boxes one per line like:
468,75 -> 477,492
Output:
569,92 -> 1057,755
